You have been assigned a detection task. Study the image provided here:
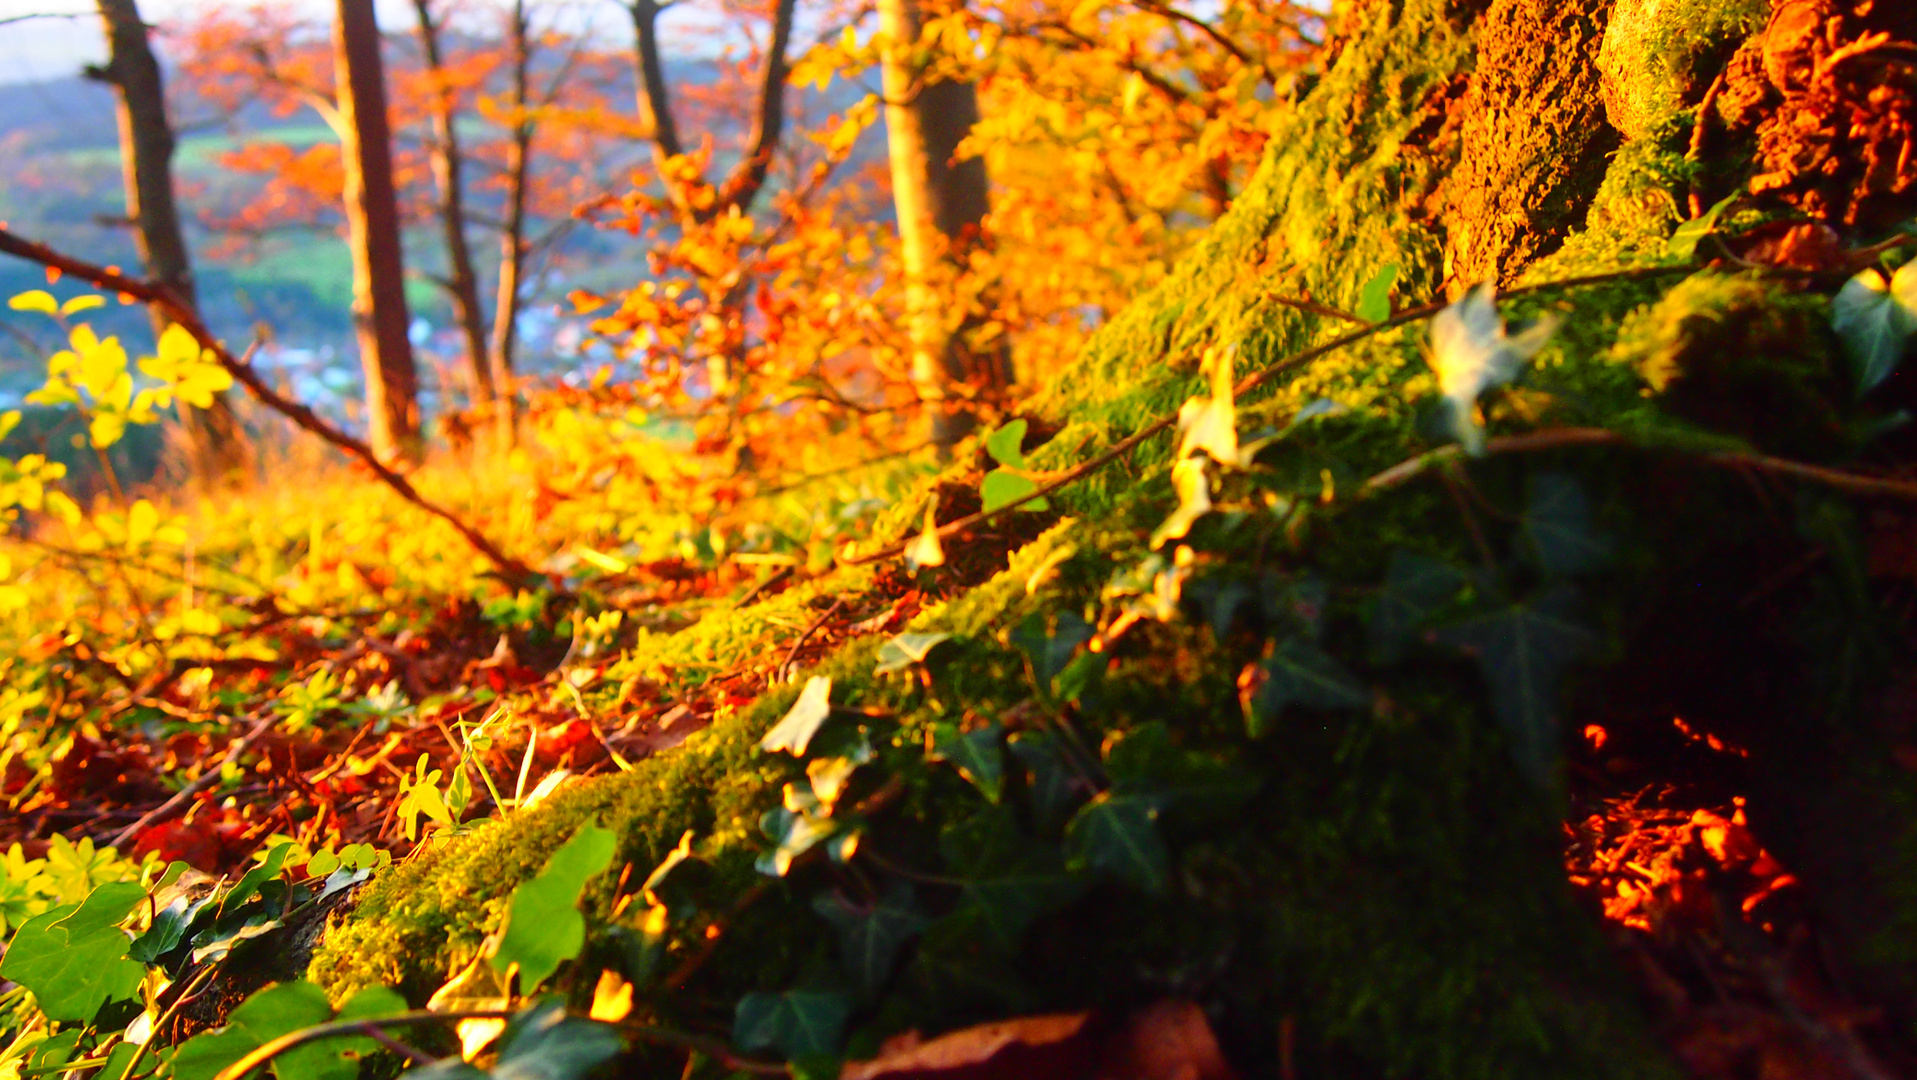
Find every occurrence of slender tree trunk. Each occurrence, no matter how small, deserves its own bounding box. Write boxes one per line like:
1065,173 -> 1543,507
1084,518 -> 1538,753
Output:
488,0 -> 533,450
878,0 -> 1009,453
409,0 -> 493,414
626,0 -> 683,169
91,0 -> 248,487
333,0 -> 422,465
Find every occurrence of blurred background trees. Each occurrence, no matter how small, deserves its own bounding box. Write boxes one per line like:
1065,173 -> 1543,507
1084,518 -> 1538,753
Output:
0,0 -> 1325,490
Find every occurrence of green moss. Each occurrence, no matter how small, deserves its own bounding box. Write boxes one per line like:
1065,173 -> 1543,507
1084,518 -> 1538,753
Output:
310,0 -> 1917,1075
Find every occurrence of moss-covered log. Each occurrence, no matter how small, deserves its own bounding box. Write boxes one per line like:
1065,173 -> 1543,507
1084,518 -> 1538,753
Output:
312,0 -> 1917,1075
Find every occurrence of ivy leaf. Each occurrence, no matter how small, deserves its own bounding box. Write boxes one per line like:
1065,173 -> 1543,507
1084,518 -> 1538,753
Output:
1831,257 -> 1917,394
760,676 -> 834,756
940,810 -> 1086,949
1435,587 -> 1597,785
489,1000 -> 625,1080
1175,345 -> 1237,465
812,880 -> 931,996
928,723 -> 1005,803
1244,638 -> 1369,738
1522,472 -> 1611,578
1429,284 -> 1559,455
0,882 -> 145,1022
167,981 -> 334,1080
908,913 -> 1041,1012
1666,194 -> 1735,261
757,804 -> 853,877
1149,458 -> 1213,549
1009,610 -> 1093,691
1007,732 -> 1093,835
981,469 -> 1049,512
220,842 -> 292,917
1368,551 -> 1469,663
274,986 -> 408,1080
983,419 -> 1029,468
640,830 -> 704,918
874,632 -> 953,675
1356,263 -> 1399,323
491,822 -> 617,990
734,990 -> 852,1058
1101,722 -> 1260,824
904,502 -> 946,569
1064,788 -> 1170,894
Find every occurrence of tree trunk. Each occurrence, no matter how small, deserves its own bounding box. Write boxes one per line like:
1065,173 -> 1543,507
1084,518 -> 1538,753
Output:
878,0 -> 1010,454
626,0 -> 683,169
488,0 -> 533,451
410,0 -> 493,415
92,0 -> 249,487
333,0 -> 421,466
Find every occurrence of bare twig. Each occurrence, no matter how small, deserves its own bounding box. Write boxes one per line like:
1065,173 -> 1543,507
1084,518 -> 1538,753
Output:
842,263 -> 1698,566
0,226 -> 546,587
1361,425 -> 1917,504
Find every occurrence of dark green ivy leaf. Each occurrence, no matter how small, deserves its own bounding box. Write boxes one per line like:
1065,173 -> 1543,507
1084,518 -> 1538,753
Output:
1101,723 -> 1258,824
1064,787 -> 1170,894
1434,586 -> 1596,785
490,1000 -> 626,1080
939,809 -> 1086,950
1522,472 -> 1611,578
1009,611 -> 1093,691
1007,732 -> 1093,835
167,980 -> 334,1080
1368,550 -> 1469,663
812,880 -> 931,996
1245,638 -> 1369,738
929,723 -> 1006,803
274,986 -> 409,1080
734,990 -> 852,1059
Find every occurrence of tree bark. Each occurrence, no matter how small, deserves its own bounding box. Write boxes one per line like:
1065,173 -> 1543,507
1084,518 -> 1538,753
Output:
333,0 -> 422,465
409,0 -> 493,414
626,0 -> 684,168
878,0 -> 1011,453
91,0 -> 249,487
487,0 -> 533,450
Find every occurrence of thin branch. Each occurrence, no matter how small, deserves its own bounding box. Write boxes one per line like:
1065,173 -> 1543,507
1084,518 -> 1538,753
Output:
841,264 -> 1697,566
0,12 -> 88,28
1365,426 -> 1917,503
0,226 -> 547,587
210,1012 -> 518,1080
1127,0 -> 1260,71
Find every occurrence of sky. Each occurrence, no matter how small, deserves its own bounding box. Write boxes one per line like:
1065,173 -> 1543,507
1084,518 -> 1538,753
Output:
0,0 -> 665,85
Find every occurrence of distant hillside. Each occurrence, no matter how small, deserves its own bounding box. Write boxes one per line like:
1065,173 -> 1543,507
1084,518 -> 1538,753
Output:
0,55 -> 884,416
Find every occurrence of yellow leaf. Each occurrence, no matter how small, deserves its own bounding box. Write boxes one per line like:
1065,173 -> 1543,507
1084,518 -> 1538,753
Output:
89,411 -> 126,449
905,500 -> 945,568
0,585 -> 26,612
1150,458 -> 1213,549
156,323 -> 201,367
59,295 -> 105,317
1175,345 -> 1237,465
7,291 -> 56,315
125,499 -> 159,548
589,969 -> 634,1022
0,410 -> 18,442
179,609 -> 223,636
44,491 -> 82,526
